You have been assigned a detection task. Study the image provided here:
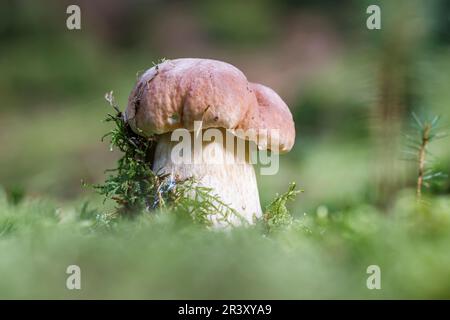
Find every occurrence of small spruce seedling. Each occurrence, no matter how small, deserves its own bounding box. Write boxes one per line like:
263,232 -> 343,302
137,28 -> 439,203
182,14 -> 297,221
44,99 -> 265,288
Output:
403,112 -> 448,199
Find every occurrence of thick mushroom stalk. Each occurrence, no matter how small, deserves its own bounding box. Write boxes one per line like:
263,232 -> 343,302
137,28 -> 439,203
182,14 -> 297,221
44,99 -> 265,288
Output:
152,130 -> 262,226
126,58 -> 295,227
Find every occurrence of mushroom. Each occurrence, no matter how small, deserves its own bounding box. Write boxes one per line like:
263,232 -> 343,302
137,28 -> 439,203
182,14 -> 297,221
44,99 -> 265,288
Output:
125,58 -> 295,226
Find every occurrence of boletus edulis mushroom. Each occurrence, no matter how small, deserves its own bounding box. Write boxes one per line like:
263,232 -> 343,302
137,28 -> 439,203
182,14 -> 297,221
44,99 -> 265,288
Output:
125,58 -> 295,226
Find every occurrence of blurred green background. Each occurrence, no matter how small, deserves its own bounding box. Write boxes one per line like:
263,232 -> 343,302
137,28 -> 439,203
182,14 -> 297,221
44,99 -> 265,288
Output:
0,0 -> 450,299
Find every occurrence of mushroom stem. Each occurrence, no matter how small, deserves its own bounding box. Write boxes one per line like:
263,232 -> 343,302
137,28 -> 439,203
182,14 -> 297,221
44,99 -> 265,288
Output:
152,130 -> 263,226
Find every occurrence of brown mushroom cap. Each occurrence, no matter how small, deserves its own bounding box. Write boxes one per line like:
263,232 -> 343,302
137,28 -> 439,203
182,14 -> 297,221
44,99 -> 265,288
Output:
237,83 -> 295,153
125,58 -> 295,153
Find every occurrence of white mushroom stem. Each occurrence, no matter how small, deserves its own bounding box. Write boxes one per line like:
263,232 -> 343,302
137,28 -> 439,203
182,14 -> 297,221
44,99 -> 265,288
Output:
152,129 -> 262,227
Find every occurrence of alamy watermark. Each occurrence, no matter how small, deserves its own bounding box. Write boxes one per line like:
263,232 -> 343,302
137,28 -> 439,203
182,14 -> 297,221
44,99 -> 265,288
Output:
366,5 -> 381,30
169,121 -> 280,175
366,265 -> 381,290
66,265 -> 81,290
66,5 -> 81,30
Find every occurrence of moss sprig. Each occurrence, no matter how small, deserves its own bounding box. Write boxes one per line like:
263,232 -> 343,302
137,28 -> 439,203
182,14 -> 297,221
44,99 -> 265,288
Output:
94,91 -> 157,214
262,182 -> 302,233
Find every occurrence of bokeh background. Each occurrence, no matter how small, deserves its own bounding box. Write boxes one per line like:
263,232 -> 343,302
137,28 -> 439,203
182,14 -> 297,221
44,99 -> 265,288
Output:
0,0 -> 450,299
1,0 -> 449,213
1,0 -> 449,212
